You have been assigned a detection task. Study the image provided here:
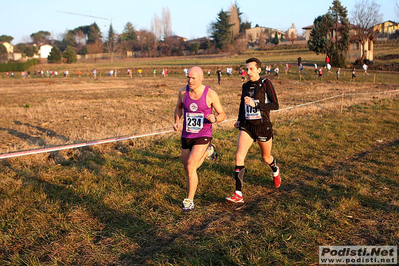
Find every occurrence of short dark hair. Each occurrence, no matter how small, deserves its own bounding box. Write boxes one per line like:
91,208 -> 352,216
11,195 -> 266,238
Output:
246,57 -> 262,69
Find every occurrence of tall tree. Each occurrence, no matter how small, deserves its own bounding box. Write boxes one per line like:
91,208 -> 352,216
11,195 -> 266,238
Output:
0,35 -> 14,43
240,21 -> 251,34
396,1 -> 399,19
308,14 -> 334,55
30,31 -> 51,45
105,24 -> 117,63
351,0 -> 382,60
86,40 -> 104,62
329,0 -> 351,66
62,30 -> 77,51
162,7 -> 172,39
151,14 -> 163,41
121,22 -> 137,56
122,22 -> 137,41
211,10 -> 233,50
47,46 -> 62,63
308,0 -> 350,66
87,23 -> 102,44
16,43 -> 26,53
272,32 -> 280,45
63,46 -> 77,63
229,4 -> 240,39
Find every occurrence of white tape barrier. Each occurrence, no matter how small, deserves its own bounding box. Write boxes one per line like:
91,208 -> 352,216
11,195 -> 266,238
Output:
0,130 -> 174,159
1,90 -> 398,160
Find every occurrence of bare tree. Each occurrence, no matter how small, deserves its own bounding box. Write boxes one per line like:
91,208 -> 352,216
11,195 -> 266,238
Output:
86,40 -> 104,62
151,14 -> 163,42
229,4 -> 240,39
162,7 -> 172,38
351,0 -> 382,60
396,1 -> 399,19
136,30 -> 157,57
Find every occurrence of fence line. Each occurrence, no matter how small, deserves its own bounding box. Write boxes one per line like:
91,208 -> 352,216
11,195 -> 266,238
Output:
1,90 -> 398,160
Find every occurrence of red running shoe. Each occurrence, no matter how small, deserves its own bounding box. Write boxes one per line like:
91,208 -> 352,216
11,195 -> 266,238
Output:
273,166 -> 281,188
226,192 -> 244,203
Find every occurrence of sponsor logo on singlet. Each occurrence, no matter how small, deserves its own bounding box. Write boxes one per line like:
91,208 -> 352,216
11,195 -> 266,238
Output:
190,103 -> 198,111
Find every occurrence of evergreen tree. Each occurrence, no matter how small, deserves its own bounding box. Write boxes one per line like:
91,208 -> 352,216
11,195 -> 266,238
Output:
272,32 -> 279,45
0,35 -> 14,43
211,10 -> 234,50
308,0 -> 350,66
122,22 -> 137,41
61,30 -> 76,51
16,43 -> 27,54
63,46 -> 77,64
308,14 -> 334,55
105,24 -> 117,63
329,0 -> 350,66
47,46 -> 62,63
30,31 -> 51,45
88,23 -> 102,44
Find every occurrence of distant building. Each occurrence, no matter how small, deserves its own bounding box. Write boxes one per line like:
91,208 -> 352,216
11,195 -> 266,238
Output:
38,44 -> 53,59
286,23 -> 297,39
0,41 -> 14,54
302,23 -> 373,63
373,20 -> 399,38
245,26 -> 286,43
302,25 -> 313,41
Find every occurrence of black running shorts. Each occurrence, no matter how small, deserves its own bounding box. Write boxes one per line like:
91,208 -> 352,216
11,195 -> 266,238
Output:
239,122 -> 273,142
181,137 -> 212,150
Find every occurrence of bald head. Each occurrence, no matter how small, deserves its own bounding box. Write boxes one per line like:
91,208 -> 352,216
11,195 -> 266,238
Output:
187,66 -> 204,90
188,66 -> 204,78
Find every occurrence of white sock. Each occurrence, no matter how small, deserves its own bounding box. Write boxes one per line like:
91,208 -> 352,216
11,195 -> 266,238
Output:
235,190 -> 242,197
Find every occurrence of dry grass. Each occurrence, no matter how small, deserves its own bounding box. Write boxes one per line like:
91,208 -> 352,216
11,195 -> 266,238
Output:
0,47 -> 398,264
0,73 -> 397,154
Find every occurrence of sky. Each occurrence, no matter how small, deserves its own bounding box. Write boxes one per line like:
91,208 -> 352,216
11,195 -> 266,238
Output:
2,0 -> 397,45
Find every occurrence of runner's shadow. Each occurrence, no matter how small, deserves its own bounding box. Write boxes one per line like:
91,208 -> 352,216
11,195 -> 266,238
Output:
0,127 -> 46,146
14,120 -> 70,142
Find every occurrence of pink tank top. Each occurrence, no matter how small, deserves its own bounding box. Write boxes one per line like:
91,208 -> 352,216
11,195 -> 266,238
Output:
182,85 -> 213,138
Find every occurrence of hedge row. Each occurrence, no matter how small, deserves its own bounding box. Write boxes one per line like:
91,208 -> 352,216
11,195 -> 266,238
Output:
0,59 -> 38,72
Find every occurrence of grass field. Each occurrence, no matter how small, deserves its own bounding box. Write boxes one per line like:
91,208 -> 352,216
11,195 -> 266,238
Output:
0,43 -> 398,265
0,97 -> 398,265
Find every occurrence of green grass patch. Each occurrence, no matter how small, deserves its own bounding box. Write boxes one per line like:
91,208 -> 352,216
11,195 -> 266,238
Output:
0,98 -> 398,265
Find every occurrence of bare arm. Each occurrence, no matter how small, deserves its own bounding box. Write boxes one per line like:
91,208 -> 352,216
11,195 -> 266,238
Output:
206,89 -> 226,123
173,88 -> 185,131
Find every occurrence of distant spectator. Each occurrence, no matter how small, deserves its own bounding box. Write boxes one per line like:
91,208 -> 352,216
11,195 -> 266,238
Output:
336,68 -> 340,80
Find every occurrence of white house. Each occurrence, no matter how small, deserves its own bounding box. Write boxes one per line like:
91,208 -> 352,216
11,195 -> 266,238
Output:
38,44 -> 53,59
